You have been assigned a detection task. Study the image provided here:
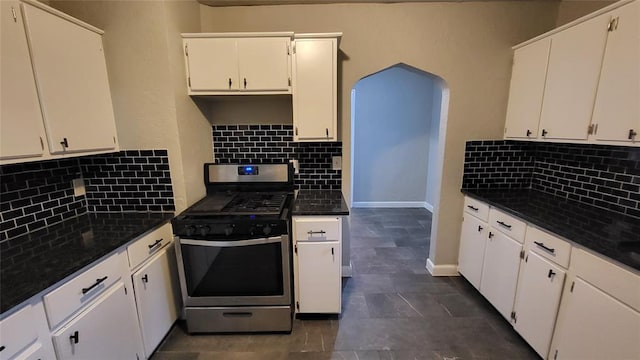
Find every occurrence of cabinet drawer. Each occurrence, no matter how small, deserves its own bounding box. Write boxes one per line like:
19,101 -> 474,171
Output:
0,305 -> 37,360
525,226 -> 571,268
489,208 -> 526,243
463,196 -> 489,222
44,252 -> 124,329
294,217 -> 341,241
127,223 -> 173,270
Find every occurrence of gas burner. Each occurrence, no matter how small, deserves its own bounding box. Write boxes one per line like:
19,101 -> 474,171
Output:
222,192 -> 288,214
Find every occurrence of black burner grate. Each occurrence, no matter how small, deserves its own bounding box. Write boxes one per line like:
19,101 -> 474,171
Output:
222,192 -> 288,214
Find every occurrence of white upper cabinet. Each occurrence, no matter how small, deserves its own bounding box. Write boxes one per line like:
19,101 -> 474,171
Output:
183,33 -> 292,95
237,37 -> 291,91
504,38 -> 550,140
538,11 -> 610,141
22,0 -> 118,155
505,0 -> 639,146
591,1 -> 640,143
292,34 -> 340,142
0,1 -> 46,162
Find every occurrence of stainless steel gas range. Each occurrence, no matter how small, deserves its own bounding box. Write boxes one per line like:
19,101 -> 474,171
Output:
172,163 -> 295,333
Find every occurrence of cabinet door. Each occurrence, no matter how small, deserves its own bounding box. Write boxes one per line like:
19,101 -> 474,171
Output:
185,38 -> 239,92
592,1 -> 640,143
504,38 -> 550,139
237,37 -> 290,91
296,241 -> 341,313
513,252 -> 565,358
132,246 -> 180,357
552,278 -> 640,360
52,282 -> 141,360
293,38 -> 336,141
457,214 -> 488,290
538,12 -> 610,140
22,3 -> 117,154
0,1 -> 46,161
479,230 -> 522,320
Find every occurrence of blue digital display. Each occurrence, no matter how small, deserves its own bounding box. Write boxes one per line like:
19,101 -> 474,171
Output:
238,166 -> 258,175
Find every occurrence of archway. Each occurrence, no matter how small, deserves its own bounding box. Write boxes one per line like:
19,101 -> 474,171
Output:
350,63 -> 449,269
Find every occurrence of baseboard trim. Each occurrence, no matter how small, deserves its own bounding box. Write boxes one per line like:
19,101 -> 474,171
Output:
426,258 -> 460,277
352,201 -> 427,208
423,202 -> 434,213
341,263 -> 353,277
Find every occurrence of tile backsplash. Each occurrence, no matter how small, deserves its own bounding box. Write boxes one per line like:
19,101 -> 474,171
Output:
0,159 -> 86,241
0,150 -> 174,241
463,140 -> 640,219
213,125 -> 342,190
80,150 -> 175,213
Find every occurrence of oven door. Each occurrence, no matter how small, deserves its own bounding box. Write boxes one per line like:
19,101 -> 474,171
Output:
175,235 -> 291,307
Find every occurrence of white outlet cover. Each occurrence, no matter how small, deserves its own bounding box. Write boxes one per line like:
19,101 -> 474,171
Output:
332,156 -> 342,170
73,178 -> 86,197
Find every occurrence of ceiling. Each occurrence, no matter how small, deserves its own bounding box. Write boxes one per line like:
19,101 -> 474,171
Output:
198,0 -> 561,7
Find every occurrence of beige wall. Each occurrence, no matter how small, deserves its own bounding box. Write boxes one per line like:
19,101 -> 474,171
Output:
556,1 -> 616,26
49,0 -> 211,212
199,2 -> 559,267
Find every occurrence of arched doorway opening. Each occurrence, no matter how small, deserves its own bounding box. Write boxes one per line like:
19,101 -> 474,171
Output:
349,63 -> 449,269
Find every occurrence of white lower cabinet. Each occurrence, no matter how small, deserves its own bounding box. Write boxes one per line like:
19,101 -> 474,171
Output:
457,213 -> 488,290
293,216 -> 342,314
295,241 -> 341,313
479,230 -> 522,320
512,251 -> 566,358
131,245 -> 180,357
52,282 -> 141,360
551,278 -> 640,360
0,301 -> 54,360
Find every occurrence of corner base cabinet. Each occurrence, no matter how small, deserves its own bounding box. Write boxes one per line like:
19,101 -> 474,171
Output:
293,216 -> 342,314
550,249 -> 640,360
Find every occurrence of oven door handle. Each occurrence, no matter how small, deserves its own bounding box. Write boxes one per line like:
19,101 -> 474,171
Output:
179,237 -> 283,248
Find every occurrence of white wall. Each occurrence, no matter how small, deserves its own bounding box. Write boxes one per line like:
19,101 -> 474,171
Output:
425,79 -> 444,211
352,64 -> 435,206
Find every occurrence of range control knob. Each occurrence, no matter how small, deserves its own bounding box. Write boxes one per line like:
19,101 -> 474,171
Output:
199,226 -> 210,236
224,225 -> 234,236
263,225 -> 272,236
185,226 -> 196,237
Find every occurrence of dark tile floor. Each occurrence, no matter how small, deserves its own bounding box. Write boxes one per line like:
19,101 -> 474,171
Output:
152,208 -> 538,360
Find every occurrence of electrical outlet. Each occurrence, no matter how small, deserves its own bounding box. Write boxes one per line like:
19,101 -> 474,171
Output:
332,156 -> 342,170
290,159 -> 299,174
73,178 -> 86,197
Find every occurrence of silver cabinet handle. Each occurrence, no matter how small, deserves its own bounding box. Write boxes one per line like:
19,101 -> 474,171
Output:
307,230 -> 326,235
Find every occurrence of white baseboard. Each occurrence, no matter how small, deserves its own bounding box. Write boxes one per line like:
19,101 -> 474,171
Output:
341,263 -> 353,277
352,201 -> 427,208
426,258 -> 460,277
423,202 -> 434,213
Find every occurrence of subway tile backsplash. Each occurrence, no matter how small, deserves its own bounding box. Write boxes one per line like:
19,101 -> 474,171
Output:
462,140 -> 534,189
0,150 -> 174,242
463,140 -> 640,219
80,150 -> 175,213
0,159 -> 86,242
213,125 -> 342,190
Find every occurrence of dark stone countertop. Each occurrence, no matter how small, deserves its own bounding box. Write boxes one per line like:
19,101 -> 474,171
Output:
292,190 -> 350,216
461,188 -> 640,272
0,212 -> 173,314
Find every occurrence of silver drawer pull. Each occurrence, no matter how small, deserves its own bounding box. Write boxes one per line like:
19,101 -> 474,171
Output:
307,230 -> 326,235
